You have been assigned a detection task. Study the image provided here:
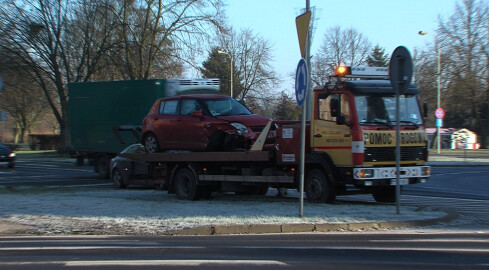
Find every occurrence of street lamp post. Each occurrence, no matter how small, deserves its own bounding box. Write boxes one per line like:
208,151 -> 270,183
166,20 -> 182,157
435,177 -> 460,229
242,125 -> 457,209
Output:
419,31 -> 442,154
217,50 -> 233,98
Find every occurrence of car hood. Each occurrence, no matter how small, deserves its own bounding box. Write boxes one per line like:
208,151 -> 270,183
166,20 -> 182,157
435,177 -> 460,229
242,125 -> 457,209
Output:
218,114 -> 271,126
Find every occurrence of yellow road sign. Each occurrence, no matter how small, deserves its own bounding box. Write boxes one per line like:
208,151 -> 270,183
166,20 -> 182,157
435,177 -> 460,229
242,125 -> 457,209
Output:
295,11 -> 311,58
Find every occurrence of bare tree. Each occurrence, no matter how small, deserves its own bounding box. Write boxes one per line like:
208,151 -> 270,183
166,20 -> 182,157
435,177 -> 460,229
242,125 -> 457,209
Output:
0,0 -> 225,151
0,51 -> 48,143
110,0 -> 225,80
435,0 -> 489,147
0,0 -> 122,150
217,28 -> 280,104
312,26 -> 371,86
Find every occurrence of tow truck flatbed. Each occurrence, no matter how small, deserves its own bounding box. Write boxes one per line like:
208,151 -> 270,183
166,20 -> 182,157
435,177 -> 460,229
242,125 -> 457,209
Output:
120,150 -> 272,163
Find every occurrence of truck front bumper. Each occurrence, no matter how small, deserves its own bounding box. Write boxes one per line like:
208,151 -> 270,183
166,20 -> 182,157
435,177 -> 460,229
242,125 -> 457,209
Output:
353,165 -> 430,186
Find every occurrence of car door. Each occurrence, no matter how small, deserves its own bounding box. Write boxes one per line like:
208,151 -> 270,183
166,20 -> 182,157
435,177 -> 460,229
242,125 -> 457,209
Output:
175,98 -> 208,151
153,99 -> 179,150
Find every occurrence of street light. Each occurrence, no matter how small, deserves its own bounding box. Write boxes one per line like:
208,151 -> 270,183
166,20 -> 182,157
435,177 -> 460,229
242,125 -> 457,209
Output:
217,50 -> 233,98
419,31 -> 442,154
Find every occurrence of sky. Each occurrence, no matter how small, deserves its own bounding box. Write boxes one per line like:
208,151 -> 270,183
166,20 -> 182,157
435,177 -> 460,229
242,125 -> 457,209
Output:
225,0 -> 459,93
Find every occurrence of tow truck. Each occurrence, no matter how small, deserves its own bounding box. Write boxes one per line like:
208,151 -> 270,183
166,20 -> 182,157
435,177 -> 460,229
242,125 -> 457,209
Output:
122,66 -> 430,203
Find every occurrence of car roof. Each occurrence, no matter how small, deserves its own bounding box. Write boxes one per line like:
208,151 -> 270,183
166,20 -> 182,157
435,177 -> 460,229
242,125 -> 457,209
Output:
160,94 -> 229,101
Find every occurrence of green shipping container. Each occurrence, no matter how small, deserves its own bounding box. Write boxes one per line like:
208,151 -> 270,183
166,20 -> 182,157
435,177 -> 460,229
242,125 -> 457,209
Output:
69,79 -> 168,155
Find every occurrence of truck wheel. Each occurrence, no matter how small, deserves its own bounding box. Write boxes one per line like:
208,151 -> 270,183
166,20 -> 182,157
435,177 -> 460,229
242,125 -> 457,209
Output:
174,168 -> 200,200
305,169 -> 336,204
372,186 -> 400,203
112,168 -> 127,189
144,133 -> 160,153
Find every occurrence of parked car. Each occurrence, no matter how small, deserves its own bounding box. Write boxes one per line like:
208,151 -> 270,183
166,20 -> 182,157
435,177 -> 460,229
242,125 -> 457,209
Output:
110,144 -> 150,188
0,143 -> 16,168
141,94 -> 272,153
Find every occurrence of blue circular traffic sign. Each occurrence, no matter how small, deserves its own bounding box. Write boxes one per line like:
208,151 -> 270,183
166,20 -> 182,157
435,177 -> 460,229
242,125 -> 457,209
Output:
295,58 -> 308,107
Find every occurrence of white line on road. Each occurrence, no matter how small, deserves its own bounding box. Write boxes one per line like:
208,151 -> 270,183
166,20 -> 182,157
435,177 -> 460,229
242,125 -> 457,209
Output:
0,260 -> 288,267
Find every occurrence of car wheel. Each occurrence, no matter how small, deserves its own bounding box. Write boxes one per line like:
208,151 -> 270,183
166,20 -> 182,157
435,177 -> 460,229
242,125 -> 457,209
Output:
144,133 -> 160,153
7,162 -> 14,168
112,168 -> 127,189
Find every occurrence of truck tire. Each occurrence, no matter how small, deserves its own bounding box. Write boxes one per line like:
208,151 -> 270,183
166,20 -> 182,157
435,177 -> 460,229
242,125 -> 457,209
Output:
305,169 -> 336,204
372,186 -> 400,203
174,168 -> 200,200
143,133 -> 160,153
112,168 -> 127,189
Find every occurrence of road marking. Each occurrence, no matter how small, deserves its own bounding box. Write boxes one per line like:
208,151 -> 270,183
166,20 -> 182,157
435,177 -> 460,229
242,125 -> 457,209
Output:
0,246 -> 204,251
0,260 -> 288,267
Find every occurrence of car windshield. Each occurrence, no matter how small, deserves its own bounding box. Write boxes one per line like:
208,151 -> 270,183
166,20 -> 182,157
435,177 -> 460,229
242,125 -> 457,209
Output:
121,144 -> 146,154
355,95 -> 423,126
201,98 -> 252,116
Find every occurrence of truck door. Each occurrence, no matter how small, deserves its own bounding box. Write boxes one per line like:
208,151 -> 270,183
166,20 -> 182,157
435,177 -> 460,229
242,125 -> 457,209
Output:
311,92 -> 353,166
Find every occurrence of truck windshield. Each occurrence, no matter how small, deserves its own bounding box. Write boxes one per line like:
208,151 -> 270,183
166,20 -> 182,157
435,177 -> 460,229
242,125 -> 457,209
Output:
355,95 -> 422,126
202,98 -> 252,116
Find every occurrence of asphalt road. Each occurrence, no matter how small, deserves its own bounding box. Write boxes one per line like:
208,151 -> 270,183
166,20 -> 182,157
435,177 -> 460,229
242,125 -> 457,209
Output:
0,232 -> 488,269
1,158 -> 489,269
0,158 -> 104,186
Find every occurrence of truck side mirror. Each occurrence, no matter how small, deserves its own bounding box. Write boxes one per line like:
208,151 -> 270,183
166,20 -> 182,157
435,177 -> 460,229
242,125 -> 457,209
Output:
423,102 -> 428,118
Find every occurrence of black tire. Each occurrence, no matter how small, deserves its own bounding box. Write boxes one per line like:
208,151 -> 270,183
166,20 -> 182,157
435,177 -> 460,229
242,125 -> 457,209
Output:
372,186 -> 400,203
143,133 -> 160,153
112,168 -> 127,189
305,169 -> 336,203
174,168 -> 200,200
95,155 -> 110,179
7,162 -> 15,168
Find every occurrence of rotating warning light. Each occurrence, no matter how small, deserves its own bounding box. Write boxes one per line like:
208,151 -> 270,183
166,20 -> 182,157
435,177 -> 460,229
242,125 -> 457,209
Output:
335,65 -> 350,77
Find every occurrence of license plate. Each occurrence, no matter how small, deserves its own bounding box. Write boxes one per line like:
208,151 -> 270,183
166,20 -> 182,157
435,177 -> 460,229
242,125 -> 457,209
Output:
390,179 -> 409,185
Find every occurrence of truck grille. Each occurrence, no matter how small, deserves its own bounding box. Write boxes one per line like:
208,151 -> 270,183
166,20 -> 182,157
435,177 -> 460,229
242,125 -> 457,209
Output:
364,146 -> 426,162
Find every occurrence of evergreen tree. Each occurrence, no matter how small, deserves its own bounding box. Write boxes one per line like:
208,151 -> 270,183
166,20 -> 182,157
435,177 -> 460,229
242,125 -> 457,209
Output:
201,47 -> 242,97
366,45 -> 390,67
273,91 -> 302,120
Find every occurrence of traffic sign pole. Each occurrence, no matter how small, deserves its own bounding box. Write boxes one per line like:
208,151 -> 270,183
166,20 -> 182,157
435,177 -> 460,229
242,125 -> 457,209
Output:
389,46 -> 413,215
435,108 -> 445,154
295,59 -> 308,218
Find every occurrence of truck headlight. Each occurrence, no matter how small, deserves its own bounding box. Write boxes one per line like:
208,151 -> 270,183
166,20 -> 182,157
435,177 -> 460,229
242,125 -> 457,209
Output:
231,122 -> 249,135
8,152 -> 16,158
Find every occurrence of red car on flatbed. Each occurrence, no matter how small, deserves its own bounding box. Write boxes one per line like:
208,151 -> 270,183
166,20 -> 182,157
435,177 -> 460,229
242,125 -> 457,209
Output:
141,94 -> 271,153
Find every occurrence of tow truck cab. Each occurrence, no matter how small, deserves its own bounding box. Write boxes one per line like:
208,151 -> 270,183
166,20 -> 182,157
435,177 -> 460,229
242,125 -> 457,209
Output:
308,66 -> 430,201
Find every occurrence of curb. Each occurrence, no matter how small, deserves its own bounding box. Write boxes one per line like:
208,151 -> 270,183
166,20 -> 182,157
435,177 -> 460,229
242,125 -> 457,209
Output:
166,208 -> 458,236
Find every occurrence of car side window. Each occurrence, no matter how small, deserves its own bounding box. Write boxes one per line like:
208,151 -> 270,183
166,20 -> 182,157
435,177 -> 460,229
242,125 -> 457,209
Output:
159,100 -> 178,115
180,99 -> 198,115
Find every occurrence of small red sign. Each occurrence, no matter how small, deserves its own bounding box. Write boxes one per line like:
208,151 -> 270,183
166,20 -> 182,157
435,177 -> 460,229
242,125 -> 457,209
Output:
435,108 -> 445,119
